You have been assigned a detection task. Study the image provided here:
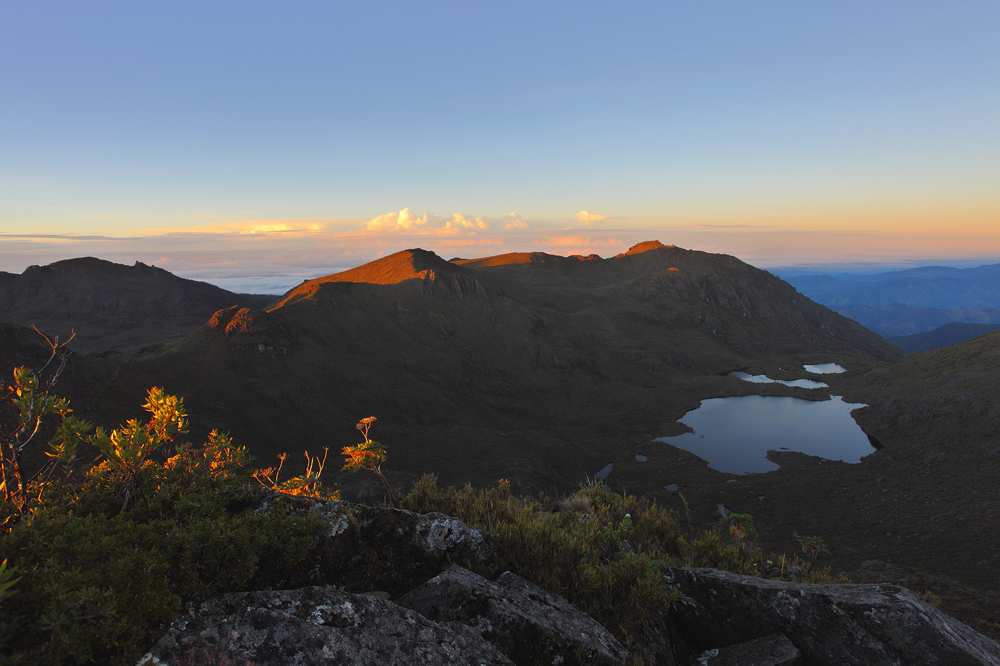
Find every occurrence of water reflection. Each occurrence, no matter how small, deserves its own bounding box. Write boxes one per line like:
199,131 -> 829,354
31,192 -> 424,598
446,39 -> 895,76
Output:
728,371 -> 828,389
803,363 -> 846,374
655,394 -> 873,474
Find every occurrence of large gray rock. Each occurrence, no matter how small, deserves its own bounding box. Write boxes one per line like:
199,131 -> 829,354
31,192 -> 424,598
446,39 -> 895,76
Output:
255,494 -> 497,595
138,585 -> 514,666
398,565 -> 629,666
670,567 -> 1000,666
692,634 -> 802,666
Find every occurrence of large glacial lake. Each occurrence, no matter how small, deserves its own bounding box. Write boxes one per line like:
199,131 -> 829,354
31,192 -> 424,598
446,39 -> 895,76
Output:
655,394 -> 874,474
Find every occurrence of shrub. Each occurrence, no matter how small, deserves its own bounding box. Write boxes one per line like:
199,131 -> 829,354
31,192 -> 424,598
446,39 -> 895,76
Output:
397,474 -> 835,653
0,404 -> 327,666
0,331 -> 92,527
397,475 -> 687,647
341,416 -> 394,503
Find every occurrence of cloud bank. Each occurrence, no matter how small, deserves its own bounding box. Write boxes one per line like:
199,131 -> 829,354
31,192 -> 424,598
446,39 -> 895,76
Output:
4,208 -> 1000,294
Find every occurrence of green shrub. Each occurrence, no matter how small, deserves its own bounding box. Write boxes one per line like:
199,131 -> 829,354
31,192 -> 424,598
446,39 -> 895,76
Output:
0,434 -> 327,666
397,474 -> 834,653
397,475 -> 689,648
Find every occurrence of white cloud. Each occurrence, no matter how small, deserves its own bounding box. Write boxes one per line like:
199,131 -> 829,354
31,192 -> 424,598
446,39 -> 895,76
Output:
575,210 -> 611,225
504,212 -> 528,230
448,213 -> 488,230
365,207 -> 431,232
362,208 -> 495,235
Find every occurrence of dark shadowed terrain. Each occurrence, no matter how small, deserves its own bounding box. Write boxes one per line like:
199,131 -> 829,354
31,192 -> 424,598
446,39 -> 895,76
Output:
0,257 -> 272,353
890,322 -> 1000,353
3,243 -> 998,637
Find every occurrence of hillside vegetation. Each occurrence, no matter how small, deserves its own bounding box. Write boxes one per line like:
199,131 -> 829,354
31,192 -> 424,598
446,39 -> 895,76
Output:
0,371 -> 832,665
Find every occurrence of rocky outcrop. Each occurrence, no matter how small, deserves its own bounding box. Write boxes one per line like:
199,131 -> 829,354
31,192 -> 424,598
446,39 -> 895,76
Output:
692,634 -> 802,666
139,502 -> 1000,666
670,567 -> 1000,666
139,585 -> 514,666
397,565 -> 629,666
256,495 -> 497,596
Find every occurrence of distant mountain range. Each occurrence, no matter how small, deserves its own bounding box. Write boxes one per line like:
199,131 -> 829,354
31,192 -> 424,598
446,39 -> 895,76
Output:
785,261 -> 1000,343
0,257 -> 272,353
889,322 -> 1000,354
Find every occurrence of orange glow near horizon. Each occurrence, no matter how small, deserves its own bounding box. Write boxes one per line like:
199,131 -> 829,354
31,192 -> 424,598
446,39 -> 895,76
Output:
2,202 -> 998,284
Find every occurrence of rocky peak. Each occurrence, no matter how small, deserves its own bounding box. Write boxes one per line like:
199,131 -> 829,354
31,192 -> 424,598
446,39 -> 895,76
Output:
621,240 -> 674,256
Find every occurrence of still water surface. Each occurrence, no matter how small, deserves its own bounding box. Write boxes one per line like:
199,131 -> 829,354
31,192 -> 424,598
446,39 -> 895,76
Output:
803,363 -> 846,374
728,372 -> 828,389
655,394 -> 873,474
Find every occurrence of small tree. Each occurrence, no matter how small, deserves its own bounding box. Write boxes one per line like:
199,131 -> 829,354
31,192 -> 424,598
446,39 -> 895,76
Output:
795,533 -> 830,572
0,329 -> 92,527
90,387 -> 188,512
341,416 -> 394,503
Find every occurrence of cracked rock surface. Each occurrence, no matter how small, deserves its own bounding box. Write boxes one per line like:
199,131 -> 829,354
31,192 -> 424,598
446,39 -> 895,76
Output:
398,565 -> 629,666
671,567 -> 1000,666
139,585 -> 514,666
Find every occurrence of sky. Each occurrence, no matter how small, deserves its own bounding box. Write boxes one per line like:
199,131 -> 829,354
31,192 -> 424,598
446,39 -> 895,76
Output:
1,2 -> 998,293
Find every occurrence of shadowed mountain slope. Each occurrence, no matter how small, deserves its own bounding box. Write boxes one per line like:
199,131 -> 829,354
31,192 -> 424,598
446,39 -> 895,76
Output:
828,334 -> 1000,591
890,322 -> 1000,353
834,303 -> 1000,338
92,243 -> 900,497
0,257 -> 272,353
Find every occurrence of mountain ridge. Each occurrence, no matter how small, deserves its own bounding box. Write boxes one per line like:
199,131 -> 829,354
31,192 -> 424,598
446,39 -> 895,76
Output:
0,256 -> 272,353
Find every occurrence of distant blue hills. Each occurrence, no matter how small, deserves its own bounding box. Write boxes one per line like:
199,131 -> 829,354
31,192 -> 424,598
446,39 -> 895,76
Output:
783,261 -> 1000,349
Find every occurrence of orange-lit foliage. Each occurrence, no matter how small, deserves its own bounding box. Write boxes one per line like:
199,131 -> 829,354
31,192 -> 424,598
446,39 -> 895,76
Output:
253,448 -> 338,499
0,329 -> 92,528
341,416 -> 394,503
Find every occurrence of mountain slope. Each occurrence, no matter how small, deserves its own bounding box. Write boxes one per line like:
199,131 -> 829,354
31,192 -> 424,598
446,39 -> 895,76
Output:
788,269 -> 1000,310
0,257 -> 273,353
832,303 -> 1000,337
89,242 -> 900,502
890,322 -> 1000,353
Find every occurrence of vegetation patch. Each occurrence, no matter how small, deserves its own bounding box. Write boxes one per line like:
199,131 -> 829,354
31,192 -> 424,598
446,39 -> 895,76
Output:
396,474 -> 837,653
0,341 -> 839,664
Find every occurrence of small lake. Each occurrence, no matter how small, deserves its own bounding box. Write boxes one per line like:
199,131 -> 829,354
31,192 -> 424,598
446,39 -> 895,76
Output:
728,372 -> 828,389
803,363 -> 846,374
655,394 -> 874,474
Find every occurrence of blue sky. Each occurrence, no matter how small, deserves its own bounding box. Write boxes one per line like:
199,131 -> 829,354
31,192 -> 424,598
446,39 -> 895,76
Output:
2,2 -> 998,292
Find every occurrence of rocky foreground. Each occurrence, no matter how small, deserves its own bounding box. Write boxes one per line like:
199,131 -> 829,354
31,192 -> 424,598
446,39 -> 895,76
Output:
139,496 -> 1000,666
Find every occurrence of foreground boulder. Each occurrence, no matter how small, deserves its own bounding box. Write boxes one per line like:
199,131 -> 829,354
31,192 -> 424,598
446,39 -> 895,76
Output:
398,565 -> 629,666
691,634 -> 802,666
139,585 -> 514,666
256,495 -> 497,595
671,567 -> 1000,666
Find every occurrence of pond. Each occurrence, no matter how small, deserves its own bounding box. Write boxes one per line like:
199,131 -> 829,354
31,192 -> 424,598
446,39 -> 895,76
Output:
594,463 -> 614,480
655,394 -> 874,474
803,363 -> 846,374
728,371 -> 828,389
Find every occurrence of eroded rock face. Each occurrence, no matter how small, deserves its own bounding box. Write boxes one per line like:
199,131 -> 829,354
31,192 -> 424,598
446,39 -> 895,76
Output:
139,585 -> 514,666
254,495 -> 497,595
670,567 -> 1000,666
397,565 -> 629,666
